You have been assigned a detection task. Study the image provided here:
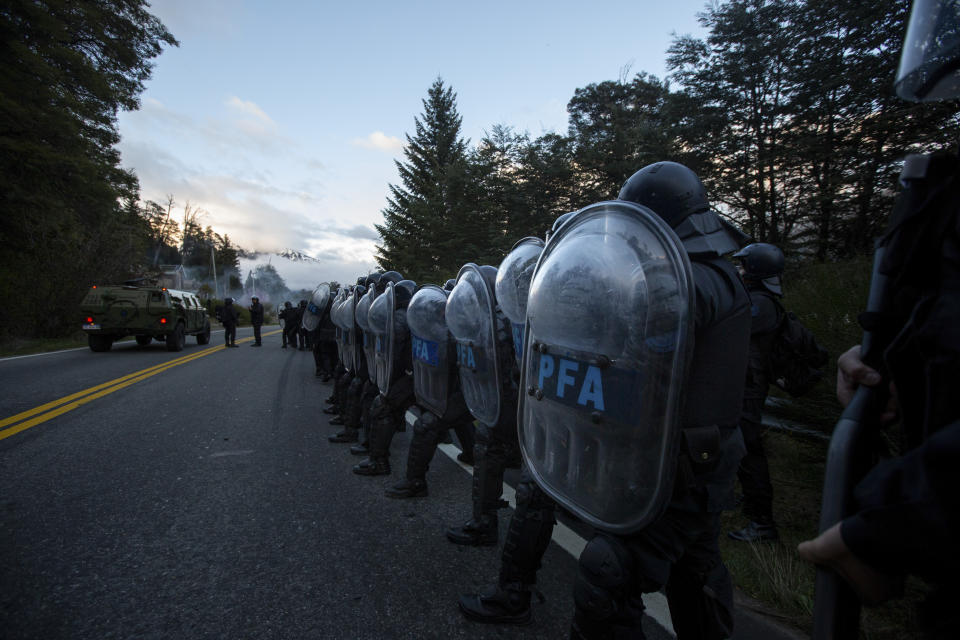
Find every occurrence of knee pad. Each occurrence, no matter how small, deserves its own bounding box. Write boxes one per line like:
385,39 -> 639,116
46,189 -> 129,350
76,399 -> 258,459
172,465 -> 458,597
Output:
370,395 -> 388,419
413,411 -> 439,437
574,535 -> 634,621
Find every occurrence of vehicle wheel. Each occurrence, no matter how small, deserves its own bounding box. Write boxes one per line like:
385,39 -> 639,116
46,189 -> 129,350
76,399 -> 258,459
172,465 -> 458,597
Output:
135,335 -> 152,346
196,322 -> 211,345
88,334 -> 113,352
165,323 -> 185,352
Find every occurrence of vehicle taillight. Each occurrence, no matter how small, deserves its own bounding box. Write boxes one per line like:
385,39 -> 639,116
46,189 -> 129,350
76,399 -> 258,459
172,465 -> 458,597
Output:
91,285 -> 97,289
85,317 -> 93,323
160,318 -> 167,324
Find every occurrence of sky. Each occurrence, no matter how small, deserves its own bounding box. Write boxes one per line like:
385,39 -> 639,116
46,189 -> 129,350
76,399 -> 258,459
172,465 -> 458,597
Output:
117,0 -> 711,290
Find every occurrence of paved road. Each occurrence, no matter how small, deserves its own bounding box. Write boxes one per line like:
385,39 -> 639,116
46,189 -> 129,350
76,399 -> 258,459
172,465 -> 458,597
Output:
0,326 -> 805,639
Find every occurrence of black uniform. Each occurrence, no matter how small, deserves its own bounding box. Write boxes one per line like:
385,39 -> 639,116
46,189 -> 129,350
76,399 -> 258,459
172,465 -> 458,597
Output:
249,300 -> 264,346
314,303 -> 336,378
445,305 -> 521,547
281,303 -> 298,348
221,300 -> 239,347
736,285 -> 781,526
297,301 -> 308,350
838,153 -> 960,635
571,255 -> 751,640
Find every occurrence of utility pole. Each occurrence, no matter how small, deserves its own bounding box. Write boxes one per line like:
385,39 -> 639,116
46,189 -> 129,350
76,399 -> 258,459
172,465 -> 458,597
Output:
211,247 -> 220,300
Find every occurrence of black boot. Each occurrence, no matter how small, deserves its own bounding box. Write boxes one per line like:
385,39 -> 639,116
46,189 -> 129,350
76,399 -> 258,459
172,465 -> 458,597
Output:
322,406 -> 339,415
349,442 -> 369,456
385,478 -> 428,499
458,583 -> 533,625
728,520 -> 779,542
329,416 -> 345,425
328,429 -> 358,443
446,514 -> 498,546
353,456 -> 390,476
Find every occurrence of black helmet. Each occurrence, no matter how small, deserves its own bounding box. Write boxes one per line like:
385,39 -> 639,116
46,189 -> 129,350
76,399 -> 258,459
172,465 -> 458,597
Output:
366,272 -> 382,289
478,265 -> 499,295
356,275 -> 366,286
733,243 -> 785,295
378,270 -> 403,293
896,0 -> 960,101
284,301 -> 292,308
394,279 -> 417,309
618,161 -> 710,228
225,297 -> 233,305
443,278 -> 456,291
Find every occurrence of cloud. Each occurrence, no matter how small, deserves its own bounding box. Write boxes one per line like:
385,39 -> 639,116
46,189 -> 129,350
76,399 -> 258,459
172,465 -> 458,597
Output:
351,131 -> 404,153
225,96 -> 278,137
342,225 -> 380,241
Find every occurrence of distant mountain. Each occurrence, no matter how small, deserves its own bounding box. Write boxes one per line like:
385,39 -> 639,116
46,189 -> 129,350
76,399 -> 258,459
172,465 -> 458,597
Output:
239,248 -> 322,264
277,248 -> 322,264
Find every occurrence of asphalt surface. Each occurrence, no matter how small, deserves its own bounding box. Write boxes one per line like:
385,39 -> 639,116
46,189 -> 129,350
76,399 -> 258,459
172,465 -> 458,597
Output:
0,326 -> 807,639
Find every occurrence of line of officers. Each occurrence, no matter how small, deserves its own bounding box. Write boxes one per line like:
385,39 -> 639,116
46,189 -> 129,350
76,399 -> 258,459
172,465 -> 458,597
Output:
298,162 -> 783,639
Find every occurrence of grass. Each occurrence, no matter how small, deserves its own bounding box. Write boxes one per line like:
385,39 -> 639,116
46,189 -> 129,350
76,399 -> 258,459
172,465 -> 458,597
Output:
723,427 -> 932,639
0,331 -> 102,358
719,254 -> 939,638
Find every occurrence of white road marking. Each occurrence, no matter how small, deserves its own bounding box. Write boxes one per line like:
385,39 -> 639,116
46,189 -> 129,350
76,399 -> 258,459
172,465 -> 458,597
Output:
210,449 -> 255,458
0,329 -> 228,362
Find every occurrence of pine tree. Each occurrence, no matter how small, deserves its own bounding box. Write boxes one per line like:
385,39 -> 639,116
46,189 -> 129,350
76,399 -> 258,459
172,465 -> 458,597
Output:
374,78 -> 472,283
0,0 -> 177,337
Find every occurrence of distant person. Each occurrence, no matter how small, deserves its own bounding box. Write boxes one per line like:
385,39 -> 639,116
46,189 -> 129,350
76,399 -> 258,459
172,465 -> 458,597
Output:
249,296 -> 264,347
729,243 -> 827,543
281,301 -> 296,348
221,298 -> 239,348
297,300 -> 309,350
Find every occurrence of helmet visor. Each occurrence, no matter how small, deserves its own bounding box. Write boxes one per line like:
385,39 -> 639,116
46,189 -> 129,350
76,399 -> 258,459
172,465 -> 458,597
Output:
896,0 -> 960,101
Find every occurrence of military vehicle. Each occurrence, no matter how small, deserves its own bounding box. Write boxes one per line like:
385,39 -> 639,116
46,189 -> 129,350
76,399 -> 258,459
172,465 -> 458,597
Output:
80,283 -> 212,352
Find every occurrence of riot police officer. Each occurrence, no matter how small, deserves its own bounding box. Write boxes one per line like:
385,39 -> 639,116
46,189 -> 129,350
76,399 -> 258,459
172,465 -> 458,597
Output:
385,280 -> 475,498
302,284 -> 333,376
798,3 -> 960,635
280,301 -> 296,348
728,242 -> 786,543
515,162 -> 750,639
457,237 -> 554,625
353,277 -> 417,476
444,263 -> 521,546
328,277 -> 369,443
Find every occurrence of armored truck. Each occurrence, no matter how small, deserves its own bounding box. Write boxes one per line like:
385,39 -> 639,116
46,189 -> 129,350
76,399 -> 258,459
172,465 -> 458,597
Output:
80,284 -> 211,352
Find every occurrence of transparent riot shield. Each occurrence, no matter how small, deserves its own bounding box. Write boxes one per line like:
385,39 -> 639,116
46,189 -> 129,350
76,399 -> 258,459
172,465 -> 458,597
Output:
407,285 -> 453,417
302,283 -> 331,332
350,287 -> 365,373
519,201 -> 695,535
495,237 -> 545,366
446,264 -> 501,427
340,291 -> 356,374
356,287 -> 377,382
368,283 -> 396,395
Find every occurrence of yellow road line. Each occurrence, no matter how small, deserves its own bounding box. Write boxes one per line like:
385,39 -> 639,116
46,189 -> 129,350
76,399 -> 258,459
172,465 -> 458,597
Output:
0,329 -> 282,441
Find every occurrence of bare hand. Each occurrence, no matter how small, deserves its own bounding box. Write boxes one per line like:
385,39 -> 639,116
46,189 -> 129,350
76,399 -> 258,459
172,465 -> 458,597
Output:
836,345 -> 898,423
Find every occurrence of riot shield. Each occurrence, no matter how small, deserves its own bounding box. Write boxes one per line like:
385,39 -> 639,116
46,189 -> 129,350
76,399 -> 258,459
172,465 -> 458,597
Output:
332,290 -> 346,367
355,287 -> 377,382
368,283 -> 396,395
340,290 -> 356,373
519,200 -> 695,535
495,237 -> 545,366
407,285 -> 454,416
446,264 -> 502,427
302,283 -> 331,332
350,287 -> 365,373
